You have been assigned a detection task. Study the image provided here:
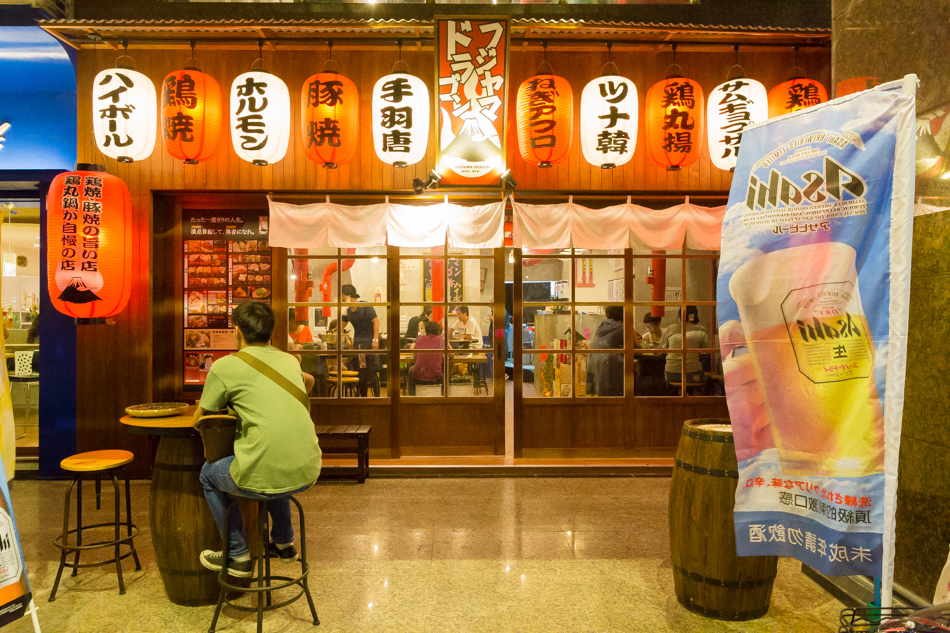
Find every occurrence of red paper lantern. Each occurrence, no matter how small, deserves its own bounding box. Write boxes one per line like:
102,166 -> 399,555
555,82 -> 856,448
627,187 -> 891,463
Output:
46,165 -> 133,318
161,68 -> 223,164
516,74 -> 574,168
768,78 -> 828,118
301,72 -> 359,168
645,77 -> 704,171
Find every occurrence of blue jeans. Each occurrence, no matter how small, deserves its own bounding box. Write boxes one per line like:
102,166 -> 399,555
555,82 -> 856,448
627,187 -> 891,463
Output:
199,456 -> 312,558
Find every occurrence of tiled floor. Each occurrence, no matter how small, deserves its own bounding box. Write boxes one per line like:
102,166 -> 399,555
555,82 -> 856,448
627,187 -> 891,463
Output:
6,477 -> 843,633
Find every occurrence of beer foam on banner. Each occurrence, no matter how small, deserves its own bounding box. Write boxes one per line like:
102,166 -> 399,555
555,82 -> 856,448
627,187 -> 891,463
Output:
717,77 -> 917,591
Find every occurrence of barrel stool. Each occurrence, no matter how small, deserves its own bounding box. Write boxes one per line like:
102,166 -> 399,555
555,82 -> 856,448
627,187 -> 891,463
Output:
49,450 -> 141,602
209,495 -> 318,633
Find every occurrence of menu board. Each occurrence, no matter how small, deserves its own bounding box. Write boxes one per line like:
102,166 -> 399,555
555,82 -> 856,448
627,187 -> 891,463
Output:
182,210 -> 271,388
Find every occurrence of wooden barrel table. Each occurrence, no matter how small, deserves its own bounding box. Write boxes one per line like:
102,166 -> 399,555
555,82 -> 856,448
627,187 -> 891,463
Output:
669,418 -> 778,621
151,435 -> 222,606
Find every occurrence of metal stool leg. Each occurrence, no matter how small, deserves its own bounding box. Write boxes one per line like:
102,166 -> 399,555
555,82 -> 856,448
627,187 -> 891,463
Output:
120,468 -> 141,571
257,502 -> 267,633
49,477 -> 78,602
110,472 -> 126,595
291,497 -> 319,625
72,476 -> 83,577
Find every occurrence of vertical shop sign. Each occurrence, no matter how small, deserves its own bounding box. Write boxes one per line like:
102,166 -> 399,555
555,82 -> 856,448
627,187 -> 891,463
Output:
436,18 -> 509,185
718,78 -> 916,603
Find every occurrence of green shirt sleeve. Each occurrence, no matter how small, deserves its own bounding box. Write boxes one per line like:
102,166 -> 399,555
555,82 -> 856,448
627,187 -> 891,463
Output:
199,366 -> 229,412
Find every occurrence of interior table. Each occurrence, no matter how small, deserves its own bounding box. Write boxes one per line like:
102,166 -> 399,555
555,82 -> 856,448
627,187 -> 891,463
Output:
120,407 -> 221,606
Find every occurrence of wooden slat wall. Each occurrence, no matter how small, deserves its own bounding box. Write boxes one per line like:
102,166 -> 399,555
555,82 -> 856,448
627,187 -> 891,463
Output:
73,44 -> 828,470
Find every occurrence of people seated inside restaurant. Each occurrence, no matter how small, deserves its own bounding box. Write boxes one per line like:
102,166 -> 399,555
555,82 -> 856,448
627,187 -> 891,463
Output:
662,305 -> 710,393
409,321 -> 444,395
640,313 -> 665,349
449,305 -> 483,348
586,306 -> 625,396
405,306 -> 432,345
289,318 -> 314,344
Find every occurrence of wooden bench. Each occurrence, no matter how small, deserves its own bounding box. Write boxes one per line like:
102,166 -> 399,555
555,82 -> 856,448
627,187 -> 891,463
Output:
315,425 -> 371,483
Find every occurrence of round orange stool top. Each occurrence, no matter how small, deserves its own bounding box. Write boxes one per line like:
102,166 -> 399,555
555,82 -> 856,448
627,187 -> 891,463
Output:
60,450 -> 134,472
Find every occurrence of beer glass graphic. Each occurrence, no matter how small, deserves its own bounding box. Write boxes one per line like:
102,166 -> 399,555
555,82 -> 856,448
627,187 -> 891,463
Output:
728,241 -> 885,477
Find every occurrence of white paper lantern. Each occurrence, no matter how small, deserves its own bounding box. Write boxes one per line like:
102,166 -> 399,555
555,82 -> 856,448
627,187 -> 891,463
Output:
371,72 -> 429,167
706,77 -> 767,171
580,75 -> 638,169
230,70 -> 291,166
92,68 -> 157,163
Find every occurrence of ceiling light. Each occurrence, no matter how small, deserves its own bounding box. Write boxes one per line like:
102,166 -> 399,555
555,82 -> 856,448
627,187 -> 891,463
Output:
500,168 -> 517,191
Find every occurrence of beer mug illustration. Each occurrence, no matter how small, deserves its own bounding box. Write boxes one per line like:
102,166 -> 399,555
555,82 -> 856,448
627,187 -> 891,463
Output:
729,241 -> 885,477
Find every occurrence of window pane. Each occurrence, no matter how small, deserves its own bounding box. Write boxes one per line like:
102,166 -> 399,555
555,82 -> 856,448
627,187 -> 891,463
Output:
574,257 -> 617,304
636,307 -> 667,350
447,258 -> 494,303
399,305 -> 445,348
685,256 -> 713,301
338,353 -> 386,398
343,304 -> 389,350
403,352 -> 445,397
523,305 -> 571,351
399,258 -> 426,303
632,255 -> 682,303
524,352 -> 571,398
447,306 -> 489,349
523,257 -> 571,302
575,306 -> 623,350
634,350 -> 668,396
299,352 -> 335,398
448,350 -> 492,397
288,257 -> 333,306
578,351 -> 624,397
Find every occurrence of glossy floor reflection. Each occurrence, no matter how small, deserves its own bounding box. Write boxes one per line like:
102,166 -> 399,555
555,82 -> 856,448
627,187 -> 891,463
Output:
7,477 -> 843,632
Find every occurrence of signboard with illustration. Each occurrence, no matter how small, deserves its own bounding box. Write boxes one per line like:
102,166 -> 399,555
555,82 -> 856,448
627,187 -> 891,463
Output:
436,18 -> 509,186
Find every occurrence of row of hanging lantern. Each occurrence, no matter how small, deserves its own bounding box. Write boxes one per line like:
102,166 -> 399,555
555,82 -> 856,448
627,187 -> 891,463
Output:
521,43 -> 827,172
92,41 -> 826,173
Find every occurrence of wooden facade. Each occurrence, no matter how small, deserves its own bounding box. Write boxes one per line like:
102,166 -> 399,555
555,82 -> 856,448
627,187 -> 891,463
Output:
71,43 -> 830,475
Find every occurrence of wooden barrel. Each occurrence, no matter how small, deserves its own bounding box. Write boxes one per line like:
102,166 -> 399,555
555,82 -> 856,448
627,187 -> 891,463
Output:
151,435 -> 221,606
669,418 -> 778,621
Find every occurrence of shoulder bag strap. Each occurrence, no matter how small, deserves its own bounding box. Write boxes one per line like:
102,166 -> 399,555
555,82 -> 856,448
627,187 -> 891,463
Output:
235,351 -> 312,413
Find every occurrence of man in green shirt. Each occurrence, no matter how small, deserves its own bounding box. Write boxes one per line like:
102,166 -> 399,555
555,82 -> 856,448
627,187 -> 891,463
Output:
194,302 -> 321,576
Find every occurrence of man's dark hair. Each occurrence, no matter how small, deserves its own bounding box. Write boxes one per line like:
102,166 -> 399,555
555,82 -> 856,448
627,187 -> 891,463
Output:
423,306 -> 433,316
456,306 -> 470,316
233,302 -> 275,344
605,305 -> 623,322
424,320 -> 441,336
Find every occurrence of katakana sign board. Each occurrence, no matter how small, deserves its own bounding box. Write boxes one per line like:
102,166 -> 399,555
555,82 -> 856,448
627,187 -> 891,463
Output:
436,18 -> 509,186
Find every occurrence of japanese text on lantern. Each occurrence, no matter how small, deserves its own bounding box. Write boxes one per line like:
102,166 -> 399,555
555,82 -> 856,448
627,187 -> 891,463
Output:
596,80 -> 632,156
379,77 -> 414,153
527,77 -> 561,149
59,174 -> 101,274
97,71 -> 135,148
786,83 -> 822,110
306,78 -> 343,148
163,73 -> 197,142
662,81 -> 696,154
716,80 -> 754,160
234,75 -> 269,151
437,18 -> 508,185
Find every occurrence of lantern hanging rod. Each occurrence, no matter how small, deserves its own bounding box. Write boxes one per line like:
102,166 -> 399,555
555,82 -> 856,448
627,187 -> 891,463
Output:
86,34 -> 828,52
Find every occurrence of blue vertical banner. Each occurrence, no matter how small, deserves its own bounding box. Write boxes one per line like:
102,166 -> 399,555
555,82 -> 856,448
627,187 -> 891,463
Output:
718,77 -> 917,603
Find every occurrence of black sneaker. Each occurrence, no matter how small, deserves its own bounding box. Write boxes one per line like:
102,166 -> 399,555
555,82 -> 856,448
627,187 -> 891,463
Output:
267,542 -> 298,563
200,550 -> 253,577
